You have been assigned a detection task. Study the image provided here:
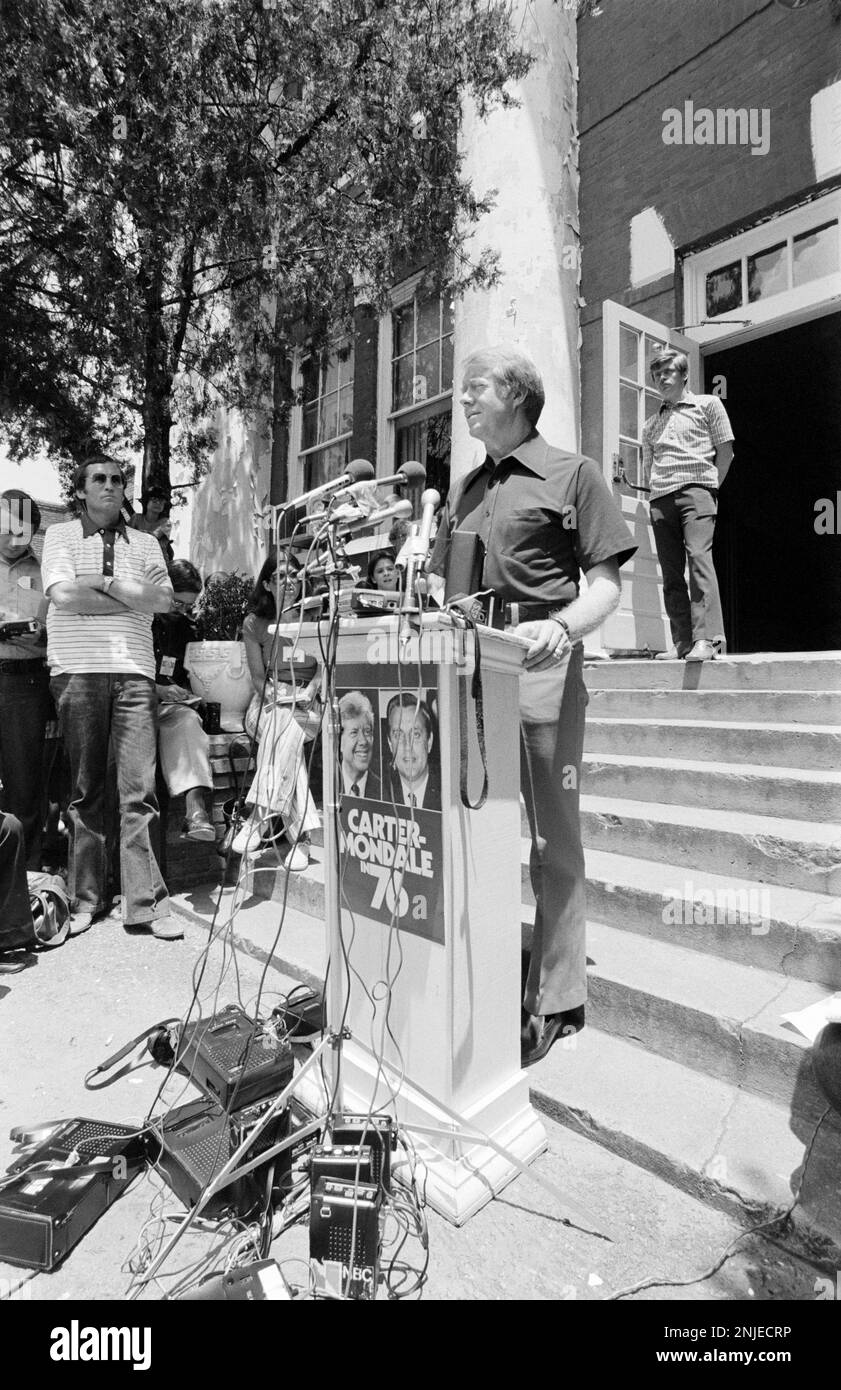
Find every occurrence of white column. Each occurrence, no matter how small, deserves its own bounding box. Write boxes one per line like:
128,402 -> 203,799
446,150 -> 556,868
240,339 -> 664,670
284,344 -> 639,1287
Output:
451,0 -> 580,478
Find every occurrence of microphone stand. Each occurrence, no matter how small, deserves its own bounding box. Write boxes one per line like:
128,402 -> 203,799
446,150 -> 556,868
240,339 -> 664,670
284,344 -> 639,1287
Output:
396,488 -> 440,662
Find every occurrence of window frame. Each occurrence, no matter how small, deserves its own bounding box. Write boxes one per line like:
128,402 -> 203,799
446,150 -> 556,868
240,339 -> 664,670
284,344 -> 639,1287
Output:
376,273 -> 455,482
683,190 -> 841,348
290,337 -> 356,495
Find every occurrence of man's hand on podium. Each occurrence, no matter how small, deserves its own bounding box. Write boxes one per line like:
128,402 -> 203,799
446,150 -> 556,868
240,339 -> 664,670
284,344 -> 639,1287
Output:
516,618 -> 572,672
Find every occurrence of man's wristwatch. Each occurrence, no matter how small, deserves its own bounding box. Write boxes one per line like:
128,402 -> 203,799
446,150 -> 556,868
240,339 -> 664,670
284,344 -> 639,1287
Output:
549,611 -> 572,643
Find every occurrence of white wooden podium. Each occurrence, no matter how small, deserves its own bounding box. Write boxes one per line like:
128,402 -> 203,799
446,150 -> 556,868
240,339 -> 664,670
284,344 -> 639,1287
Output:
277,611 -> 547,1224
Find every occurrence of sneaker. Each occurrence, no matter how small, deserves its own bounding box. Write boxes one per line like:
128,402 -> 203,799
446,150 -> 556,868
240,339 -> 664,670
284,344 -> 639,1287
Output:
130,915 -> 184,941
283,844 -> 310,872
69,911 -> 96,937
685,639 -> 717,662
182,811 -> 216,842
231,816 -> 262,857
654,642 -> 691,660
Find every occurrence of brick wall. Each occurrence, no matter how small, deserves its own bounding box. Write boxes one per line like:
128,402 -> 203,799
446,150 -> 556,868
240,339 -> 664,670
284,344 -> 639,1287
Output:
577,0 -> 841,461
579,0 -> 840,306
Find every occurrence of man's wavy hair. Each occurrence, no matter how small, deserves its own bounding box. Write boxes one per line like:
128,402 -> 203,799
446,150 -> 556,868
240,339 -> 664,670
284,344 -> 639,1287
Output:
648,348 -> 689,383
338,690 -> 374,727
462,344 -> 545,426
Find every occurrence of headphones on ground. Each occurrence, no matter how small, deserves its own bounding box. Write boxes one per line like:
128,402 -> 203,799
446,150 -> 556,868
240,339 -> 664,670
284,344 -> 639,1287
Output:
84,1019 -> 182,1089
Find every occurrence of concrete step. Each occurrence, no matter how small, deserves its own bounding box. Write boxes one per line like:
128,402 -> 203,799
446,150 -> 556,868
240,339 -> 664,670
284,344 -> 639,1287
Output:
588,687 -> 841,724
529,1025 -> 841,1264
246,833 -> 841,987
258,819 -> 841,956
582,847 -> 841,991
584,652 -> 841,692
581,753 -> 841,823
584,717 -> 841,770
580,794 -> 841,895
578,920 -> 833,1120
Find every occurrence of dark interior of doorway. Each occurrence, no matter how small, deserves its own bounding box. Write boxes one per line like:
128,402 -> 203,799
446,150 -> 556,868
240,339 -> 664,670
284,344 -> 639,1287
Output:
706,311 -> 841,653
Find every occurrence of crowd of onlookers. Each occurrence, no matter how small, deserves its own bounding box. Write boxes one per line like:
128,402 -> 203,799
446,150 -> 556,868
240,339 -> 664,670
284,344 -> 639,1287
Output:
0,463 -> 411,971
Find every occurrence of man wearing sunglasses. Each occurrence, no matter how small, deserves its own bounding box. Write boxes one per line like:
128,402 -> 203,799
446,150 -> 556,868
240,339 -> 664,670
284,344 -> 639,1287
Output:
41,459 -> 181,939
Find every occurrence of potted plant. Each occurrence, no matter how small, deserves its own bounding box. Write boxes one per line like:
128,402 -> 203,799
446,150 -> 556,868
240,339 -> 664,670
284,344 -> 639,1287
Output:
184,572 -> 253,731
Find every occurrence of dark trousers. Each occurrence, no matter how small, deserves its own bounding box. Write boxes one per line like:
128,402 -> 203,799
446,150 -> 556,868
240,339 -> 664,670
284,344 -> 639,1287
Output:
649,484 -> 724,648
50,673 -> 168,925
0,812 -> 35,952
0,663 -> 51,868
519,643 -> 588,1016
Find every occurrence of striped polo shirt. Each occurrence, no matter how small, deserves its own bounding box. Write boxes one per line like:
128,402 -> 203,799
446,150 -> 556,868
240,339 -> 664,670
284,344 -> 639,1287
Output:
642,391 -> 734,501
42,513 -> 172,677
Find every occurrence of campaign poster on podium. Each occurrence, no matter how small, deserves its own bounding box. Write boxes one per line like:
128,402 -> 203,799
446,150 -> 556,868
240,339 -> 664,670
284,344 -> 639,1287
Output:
334,662 -> 444,945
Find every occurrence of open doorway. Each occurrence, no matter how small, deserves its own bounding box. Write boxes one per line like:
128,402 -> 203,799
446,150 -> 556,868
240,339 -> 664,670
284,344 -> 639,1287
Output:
706,311 -> 841,653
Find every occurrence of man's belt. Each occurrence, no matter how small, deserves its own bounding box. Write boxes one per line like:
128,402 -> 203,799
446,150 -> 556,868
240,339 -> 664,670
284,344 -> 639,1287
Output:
449,590 -> 569,630
0,657 -> 47,674
487,597 -> 566,631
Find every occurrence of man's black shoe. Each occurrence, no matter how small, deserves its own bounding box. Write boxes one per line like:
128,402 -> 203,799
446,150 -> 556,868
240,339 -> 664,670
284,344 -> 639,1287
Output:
521,1005 -> 585,1067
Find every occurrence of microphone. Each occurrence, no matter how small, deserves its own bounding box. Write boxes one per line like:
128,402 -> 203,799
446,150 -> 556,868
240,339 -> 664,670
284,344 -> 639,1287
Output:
356,459 -> 425,493
334,461 -> 425,510
332,497 -> 413,536
395,488 -> 440,572
285,458 -> 374,511
415,488 -> 441,563
387,459 -> 426,488
398,489 -> 441,662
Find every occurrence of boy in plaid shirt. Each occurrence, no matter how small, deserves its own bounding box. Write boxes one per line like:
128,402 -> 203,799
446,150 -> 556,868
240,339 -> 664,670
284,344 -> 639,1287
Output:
642,348 -> 734,661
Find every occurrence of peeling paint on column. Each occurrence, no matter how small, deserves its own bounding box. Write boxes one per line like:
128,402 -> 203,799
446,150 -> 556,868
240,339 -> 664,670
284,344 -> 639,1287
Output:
452,1 -> 581,471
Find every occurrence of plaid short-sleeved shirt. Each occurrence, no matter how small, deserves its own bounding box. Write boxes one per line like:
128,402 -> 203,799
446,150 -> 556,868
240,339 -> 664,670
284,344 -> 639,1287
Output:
642,391 -> 734,500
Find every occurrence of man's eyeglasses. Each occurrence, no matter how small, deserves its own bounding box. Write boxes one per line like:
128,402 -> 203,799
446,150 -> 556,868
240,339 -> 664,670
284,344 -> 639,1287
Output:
172,598 -> 199,613
91,472 -> 124,486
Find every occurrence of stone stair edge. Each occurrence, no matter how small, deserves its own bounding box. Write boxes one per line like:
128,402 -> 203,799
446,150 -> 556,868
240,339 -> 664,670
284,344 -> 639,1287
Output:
529,1025 -> 841,1265
246,839 -> 841,941
586,716 -> 841,733
582,918 -> 827,1027
581,794 -> 841,846
582,752 -> 841,782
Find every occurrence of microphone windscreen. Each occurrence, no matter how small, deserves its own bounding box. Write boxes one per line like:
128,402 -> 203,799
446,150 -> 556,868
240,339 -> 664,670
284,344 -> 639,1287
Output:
395,459 -> 426,485
347,458 -> 375,483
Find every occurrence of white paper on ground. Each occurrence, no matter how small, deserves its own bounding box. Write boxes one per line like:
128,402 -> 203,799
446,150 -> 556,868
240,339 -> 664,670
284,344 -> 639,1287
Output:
781,992 -> 841,1043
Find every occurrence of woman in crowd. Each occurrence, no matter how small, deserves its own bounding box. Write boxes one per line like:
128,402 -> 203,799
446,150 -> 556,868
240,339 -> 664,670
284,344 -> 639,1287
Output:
234,549 -> 321,870
130,485 -> 175,565
153,560 -> 215,840
367,549 -> 398,592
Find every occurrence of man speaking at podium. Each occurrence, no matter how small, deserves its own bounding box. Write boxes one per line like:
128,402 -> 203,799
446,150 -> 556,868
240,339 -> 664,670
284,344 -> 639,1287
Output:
430,345 -> 636,1067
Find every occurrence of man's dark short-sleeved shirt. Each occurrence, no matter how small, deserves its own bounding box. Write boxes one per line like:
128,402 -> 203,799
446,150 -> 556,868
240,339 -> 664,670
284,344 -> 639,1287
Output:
430,431 -> 637,607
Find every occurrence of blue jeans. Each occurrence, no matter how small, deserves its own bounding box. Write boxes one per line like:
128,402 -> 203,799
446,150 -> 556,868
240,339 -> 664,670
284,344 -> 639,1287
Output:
0,663 -> 51,868
50,673 -> 168,925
